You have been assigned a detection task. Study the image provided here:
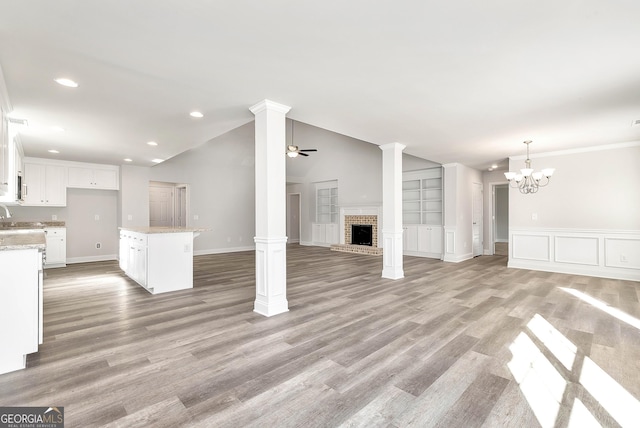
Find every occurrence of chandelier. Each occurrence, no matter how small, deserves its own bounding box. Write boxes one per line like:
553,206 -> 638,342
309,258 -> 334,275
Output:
504,140 -> 555,194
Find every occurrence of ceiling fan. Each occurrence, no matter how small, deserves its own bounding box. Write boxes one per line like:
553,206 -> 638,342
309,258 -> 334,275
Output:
286,121 -> 317,157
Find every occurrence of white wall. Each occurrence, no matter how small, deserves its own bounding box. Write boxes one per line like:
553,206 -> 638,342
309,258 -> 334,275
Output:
8,188 -> 119,262
66,189 -> 118,262
119,165 -> 150,228
285,120 -> 437,244
149,122 -> 256,254
509,143 -> 639,230
443,163 -> 482,262
508,142 -> 640,280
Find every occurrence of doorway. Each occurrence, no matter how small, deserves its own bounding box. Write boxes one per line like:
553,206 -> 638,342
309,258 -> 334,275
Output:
149,181 -> 189,227
287,193 -> 301,244
493,184 -> 509,256
472,182 -> 483,257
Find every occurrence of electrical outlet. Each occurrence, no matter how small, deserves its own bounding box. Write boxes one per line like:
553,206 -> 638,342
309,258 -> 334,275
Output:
620,255 -> 628,262
94,214 -> 100,221
51,214 -> 57,221
96,242 -> 101,249
193,214 -> 199,220
127,214 -> 133,221
532,213 -> 538,221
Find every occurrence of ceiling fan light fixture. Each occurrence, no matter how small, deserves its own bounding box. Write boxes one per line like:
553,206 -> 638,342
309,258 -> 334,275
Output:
287,151 -> 298,158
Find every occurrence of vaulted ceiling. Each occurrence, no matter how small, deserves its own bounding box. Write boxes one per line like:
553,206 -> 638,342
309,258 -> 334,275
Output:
1,1 -> 639,170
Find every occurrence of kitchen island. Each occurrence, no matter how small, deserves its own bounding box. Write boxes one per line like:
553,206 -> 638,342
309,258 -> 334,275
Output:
0,229 -> 45,375
119,227 -> 206,294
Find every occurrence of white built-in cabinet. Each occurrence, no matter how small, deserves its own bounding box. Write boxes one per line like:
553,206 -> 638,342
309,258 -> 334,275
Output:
312,223 -> 340,246
44,227 -> 67,268
67,165 -> 119,190
23,162 -> 66,206
403,168 -> 443,258
21,157 -> 120,207
313,180 -> 339,246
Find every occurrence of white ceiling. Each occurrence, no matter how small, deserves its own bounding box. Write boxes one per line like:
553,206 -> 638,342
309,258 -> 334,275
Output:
1,1 -> 639,170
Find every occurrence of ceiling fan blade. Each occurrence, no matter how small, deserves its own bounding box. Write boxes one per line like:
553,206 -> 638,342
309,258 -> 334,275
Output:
299,149 -> 317,152
298,152 -> 309,156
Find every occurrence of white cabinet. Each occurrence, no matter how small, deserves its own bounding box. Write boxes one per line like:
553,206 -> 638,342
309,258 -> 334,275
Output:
120,229 -> 195,294
403,168 -> 443,225
68,165 -> 119,190
120,231 -> 148,288
0,247 -> 41,374
23,162 -> 66,206
312,223 -> 339,247
403,167 -> 443,259
44,227 -> 66,268
404,225 -> 443,259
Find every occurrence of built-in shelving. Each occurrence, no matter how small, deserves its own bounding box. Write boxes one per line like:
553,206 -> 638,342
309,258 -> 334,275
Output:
402,168 -> 442,225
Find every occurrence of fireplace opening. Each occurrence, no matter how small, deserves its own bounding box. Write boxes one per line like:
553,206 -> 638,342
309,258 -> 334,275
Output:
351,224 -> 373,246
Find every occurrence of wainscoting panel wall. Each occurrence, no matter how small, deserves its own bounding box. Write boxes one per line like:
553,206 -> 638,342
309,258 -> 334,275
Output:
509,228 -> 640,281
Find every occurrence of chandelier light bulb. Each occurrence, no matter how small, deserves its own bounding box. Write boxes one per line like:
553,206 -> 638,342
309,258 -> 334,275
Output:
504,141 -> 555,194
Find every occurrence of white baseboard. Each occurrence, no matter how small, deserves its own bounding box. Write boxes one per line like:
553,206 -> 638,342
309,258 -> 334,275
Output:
194,246 -> 255,256
508,260 -> 640,282
67,254 -> 117,264
443,252 -> 474,263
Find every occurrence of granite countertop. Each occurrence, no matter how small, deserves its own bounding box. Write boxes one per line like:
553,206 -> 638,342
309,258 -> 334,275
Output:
0,229 -> 46,251
0,221 -> 66,230
119,226 -> 209,234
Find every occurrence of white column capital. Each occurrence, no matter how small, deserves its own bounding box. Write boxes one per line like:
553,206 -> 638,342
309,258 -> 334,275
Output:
379,142 -> 406,152
249,99 -> 291,115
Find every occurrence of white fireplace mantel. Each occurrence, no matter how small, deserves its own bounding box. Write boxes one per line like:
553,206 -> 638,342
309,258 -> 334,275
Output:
340,205 -> 382,246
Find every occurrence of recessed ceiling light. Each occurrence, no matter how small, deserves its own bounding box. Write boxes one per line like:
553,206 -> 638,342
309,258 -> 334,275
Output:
152,159 -> 164,163
491,164 -> 498,169
147,141 -> 158,146
124,158 -> 132,162
48,149 -> 60,154
190,111 -> 204,118
54,78 -> 78,88
488,168 -> 493,171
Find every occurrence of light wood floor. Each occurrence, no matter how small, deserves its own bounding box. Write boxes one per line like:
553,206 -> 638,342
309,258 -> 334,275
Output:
1,245 -> 639,427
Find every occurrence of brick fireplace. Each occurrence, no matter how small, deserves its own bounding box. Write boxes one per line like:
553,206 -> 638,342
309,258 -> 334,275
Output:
330,206 -> 383,256
344,215 -> 378,247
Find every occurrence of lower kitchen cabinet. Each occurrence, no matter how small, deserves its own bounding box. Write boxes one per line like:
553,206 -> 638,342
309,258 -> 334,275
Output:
0,247 -> 42,374
403,225 -> 443,259
44,227 -> 66,268
119,228 -> 196,294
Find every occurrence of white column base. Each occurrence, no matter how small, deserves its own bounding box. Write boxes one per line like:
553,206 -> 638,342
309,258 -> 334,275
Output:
254,236 -> 289,317
381,230 -> 404,279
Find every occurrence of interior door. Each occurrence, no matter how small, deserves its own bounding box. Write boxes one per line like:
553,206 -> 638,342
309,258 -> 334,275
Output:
472,182 -> 483,257
149,184 -> 174,227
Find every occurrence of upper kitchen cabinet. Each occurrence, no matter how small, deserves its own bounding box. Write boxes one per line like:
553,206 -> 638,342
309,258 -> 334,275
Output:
67,164 -> 119,190
23,159 -> 66,206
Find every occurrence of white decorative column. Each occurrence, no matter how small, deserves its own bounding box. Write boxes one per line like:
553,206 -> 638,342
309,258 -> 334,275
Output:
380,142 -> 406,279
250,99 -> 291,316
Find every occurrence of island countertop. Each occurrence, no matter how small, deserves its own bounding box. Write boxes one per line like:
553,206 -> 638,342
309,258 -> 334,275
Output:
118,226 -> 209,234
0,229 -> 46,251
